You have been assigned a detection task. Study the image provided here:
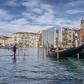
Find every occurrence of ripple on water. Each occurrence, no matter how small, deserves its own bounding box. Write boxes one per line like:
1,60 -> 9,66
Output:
0,49 -> 84,84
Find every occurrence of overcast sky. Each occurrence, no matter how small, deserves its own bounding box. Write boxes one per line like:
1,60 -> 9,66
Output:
0,0 -> 84,35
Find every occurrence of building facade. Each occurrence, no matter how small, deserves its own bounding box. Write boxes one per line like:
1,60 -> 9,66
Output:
11,32 -> 41,48
0,37 -> 4,47
0,36 -> 8,47
42,28 -> 80,48
42,28 -> 68,48
42,28 -> 57,48
66,29 -> 75,48
80,18 -> 84,44
58,28 -> 67,48
4,37 -> 13,46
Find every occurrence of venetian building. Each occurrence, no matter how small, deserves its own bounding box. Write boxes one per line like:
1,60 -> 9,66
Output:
66,29 -> 74,48
11,32 -> 41,48
80,18 -> 84,44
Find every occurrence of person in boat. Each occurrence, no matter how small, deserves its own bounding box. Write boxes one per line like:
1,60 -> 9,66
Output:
13,44 -> 17,57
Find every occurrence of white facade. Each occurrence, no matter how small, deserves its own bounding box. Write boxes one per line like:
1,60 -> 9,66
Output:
42,28 -> 57,48
42,28 -> 68,48
57,28 -> 63,47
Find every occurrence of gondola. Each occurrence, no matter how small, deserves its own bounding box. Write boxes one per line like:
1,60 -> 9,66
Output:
48,43 -> 84,59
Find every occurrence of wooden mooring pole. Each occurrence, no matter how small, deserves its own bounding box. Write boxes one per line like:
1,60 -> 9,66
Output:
77,53 -> 80,60
56,47 -> 60,60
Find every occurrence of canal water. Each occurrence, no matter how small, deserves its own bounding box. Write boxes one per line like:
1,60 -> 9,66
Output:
0,48 -> 84,84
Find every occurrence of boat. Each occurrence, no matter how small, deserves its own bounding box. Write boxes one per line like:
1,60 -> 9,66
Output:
48,43 -> 84,59
79,49 -> 84,58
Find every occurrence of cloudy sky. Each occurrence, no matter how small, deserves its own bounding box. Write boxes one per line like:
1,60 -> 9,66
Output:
0,0 -> 84,35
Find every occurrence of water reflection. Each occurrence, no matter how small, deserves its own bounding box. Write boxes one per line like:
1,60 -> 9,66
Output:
0,48 -> 84,84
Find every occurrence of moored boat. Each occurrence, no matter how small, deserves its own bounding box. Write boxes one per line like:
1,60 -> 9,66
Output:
48,43 -> 84,59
